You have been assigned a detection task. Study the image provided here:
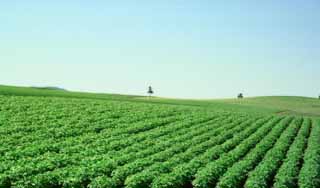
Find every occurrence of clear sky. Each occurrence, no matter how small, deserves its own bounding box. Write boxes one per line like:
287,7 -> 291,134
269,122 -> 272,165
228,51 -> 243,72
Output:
1,1 -> 319,98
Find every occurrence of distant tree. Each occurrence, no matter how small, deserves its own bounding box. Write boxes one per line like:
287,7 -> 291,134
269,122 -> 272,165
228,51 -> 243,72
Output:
147,86 -> 154,97
319,94 -> 320,99
238,93 -> 244,99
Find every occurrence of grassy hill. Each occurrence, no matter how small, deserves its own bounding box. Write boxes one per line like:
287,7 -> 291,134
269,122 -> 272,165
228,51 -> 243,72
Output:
0,85 -> 139,101
0,85 -> 319,116
1,84 -> 320,187
219,96 -> 320,116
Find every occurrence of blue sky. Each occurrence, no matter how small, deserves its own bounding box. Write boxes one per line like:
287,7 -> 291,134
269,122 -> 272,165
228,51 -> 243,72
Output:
0,1 -> 319,98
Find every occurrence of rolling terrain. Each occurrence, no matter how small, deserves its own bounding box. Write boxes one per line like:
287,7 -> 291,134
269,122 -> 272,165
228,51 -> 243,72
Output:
0,85 -> 319,188
1,85 -> 319,116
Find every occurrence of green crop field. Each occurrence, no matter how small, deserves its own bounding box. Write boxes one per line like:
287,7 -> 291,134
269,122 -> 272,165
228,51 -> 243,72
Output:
0,85 -> 319,188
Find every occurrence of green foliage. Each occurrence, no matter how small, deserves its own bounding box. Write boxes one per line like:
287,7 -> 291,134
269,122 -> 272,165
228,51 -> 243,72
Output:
216,118 -> 304,188
221,96 -> 320,116
244,118 -> 302,188
298,119 -> 320,188
2,84 -> 320,116
0,86 -> 320,188
192,117 -> 292,188
124,117 -> 264,188
273,118 -> 311,188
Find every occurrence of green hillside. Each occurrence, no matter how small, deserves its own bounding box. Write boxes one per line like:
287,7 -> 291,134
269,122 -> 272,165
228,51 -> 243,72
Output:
1,85 -> 320,187
220,96 -> 320,117
0,85 -> 139,101
0,85 -> 319,116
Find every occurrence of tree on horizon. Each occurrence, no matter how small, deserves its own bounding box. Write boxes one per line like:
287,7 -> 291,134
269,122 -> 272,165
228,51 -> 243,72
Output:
148,86 -> 154,97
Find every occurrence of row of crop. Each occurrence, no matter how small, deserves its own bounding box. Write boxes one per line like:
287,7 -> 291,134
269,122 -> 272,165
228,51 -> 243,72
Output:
0,96 -> 206,186
215,117 -> 304,188
0,110 -> 192,165
88,116 -> 260,188
0,112 -> 228,187
0,113 -> 184,174
0,113 -> 200,184
123,117 -> 269,188
1,112 -> 187,161
0,111 -> 178,157
272,118 -> 311,188
0,103 -> 182,151
150,116 -> 281,188
0,97 -> 187,156
86,116 -> 259,188
11,114 -> 240,187
0,95 -> 162,135
0,94 -> 189,135
9,114 -> 234,187
54,114 -> 239,187
298,119 -> 320,188
192,116 -> 293,188
241,117 -> 302,188
66,117 -> 236,187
